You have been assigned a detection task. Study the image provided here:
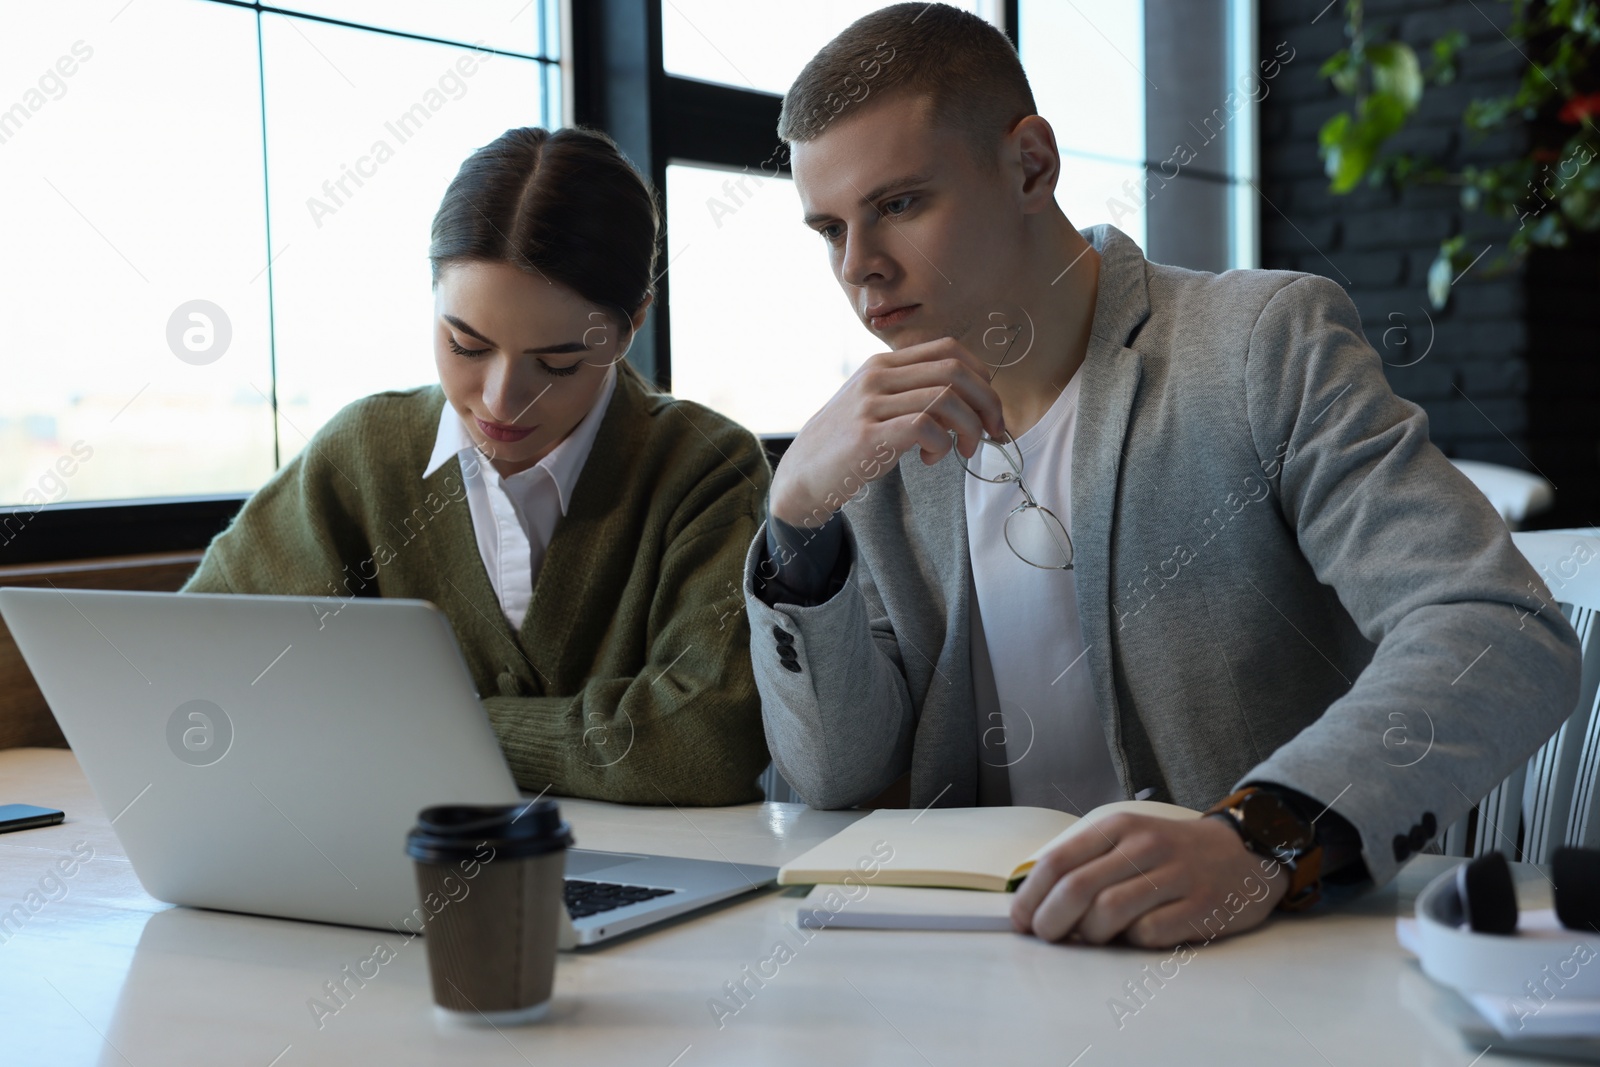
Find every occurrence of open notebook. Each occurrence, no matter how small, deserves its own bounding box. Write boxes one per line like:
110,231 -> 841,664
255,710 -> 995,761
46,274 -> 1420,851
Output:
777,799 -> 1201,893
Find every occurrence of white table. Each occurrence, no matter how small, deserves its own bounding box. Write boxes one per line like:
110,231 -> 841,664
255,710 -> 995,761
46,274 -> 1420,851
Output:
0,747 -> 1557,1065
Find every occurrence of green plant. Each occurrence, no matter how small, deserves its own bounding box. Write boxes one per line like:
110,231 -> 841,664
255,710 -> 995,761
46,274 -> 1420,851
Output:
1317,4 -> 1466,193
1316,0 -> 1600,309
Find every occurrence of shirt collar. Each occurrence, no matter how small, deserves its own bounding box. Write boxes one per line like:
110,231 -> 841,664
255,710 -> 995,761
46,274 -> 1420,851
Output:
422,362 -> 619,515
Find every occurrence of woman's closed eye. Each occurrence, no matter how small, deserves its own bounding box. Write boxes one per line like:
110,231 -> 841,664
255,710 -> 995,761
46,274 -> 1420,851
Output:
448,336 -> 582,377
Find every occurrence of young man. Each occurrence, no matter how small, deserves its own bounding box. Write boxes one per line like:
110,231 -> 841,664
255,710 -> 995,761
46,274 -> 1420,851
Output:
741,3 -> 1581,949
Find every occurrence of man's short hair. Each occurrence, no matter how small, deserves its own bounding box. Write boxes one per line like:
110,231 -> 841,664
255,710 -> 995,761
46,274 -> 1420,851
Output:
778,2 -> 1037,167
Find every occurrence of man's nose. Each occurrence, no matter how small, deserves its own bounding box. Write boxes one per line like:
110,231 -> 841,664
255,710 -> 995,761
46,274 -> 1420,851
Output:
840,227 -> 892,290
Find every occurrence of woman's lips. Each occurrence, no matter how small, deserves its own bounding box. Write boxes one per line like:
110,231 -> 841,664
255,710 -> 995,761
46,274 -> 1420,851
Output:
868,304 -> 919,329
476,417 -> 534,443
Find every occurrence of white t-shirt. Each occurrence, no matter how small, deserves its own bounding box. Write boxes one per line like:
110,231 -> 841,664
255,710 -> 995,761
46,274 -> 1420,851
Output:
965,370 -> 1124,814
422,364 -> 618,631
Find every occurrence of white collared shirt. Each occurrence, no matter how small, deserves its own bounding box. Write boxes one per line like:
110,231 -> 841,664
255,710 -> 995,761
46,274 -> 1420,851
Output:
422,364 -> 618,632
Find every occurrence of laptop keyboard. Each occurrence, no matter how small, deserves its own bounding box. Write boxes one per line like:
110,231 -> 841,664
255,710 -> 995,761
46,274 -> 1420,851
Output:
564,878 -> 675,919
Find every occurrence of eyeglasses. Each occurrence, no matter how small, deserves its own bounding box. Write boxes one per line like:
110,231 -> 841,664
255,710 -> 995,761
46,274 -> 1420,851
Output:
951,321 -> 1074,570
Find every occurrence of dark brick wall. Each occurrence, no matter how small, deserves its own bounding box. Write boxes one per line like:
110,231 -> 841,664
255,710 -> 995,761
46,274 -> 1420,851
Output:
1258,0 -> 1599,528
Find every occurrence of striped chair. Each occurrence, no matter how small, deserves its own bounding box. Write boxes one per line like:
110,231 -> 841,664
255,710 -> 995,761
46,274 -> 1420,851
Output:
1442,530 -> 1600,862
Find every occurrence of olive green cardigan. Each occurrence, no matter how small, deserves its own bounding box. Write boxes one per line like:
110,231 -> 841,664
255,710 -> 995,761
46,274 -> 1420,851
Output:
180,368 -> 773,805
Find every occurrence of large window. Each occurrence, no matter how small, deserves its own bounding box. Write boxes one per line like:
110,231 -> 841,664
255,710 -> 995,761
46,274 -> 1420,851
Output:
0,0 -> 559,519
664,163 -> 869,436
1024,0 -> 1260,273
1021,0 -> 1150,251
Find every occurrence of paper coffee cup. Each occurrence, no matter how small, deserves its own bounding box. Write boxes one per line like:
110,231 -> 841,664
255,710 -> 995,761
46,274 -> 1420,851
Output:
405,800 -> 573,1024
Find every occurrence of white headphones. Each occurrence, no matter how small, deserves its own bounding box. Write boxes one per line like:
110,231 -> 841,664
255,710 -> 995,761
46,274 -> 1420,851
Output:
1408,849 -> 1600,999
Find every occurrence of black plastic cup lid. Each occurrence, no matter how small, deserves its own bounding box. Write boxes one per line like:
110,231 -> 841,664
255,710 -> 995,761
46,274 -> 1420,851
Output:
406,799 -> 573,864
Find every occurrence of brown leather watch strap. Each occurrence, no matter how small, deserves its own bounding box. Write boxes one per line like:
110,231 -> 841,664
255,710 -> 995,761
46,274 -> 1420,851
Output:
1279,843 -> 1323,911
1205,787 -> 1324,911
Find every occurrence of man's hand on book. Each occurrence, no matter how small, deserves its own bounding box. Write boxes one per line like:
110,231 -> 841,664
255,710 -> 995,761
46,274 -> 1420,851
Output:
1009,812 -> 1290,948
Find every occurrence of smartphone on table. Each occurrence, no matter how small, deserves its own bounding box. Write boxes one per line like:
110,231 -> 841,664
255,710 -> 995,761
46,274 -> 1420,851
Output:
0,804 -> 66,833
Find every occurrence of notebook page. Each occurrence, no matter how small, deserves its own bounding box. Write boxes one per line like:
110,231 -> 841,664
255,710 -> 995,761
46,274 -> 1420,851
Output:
778,806 -> 1078,889
1016,800 -> 1203,874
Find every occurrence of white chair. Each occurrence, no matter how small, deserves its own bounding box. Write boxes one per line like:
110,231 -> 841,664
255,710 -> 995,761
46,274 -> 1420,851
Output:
1449,459 -> 1555,530
1441,530 -> 1600,863
759,761 -> 802,804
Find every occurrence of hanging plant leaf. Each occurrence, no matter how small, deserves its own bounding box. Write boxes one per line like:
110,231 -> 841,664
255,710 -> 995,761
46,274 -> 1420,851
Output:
1320,112 -> 1365,191
1427,244 -> 1456,310
1426,30 -> 1468,85
1368,41 -> 1424,110
1320,48 -> 1361,96
1427,235 -> 1465,310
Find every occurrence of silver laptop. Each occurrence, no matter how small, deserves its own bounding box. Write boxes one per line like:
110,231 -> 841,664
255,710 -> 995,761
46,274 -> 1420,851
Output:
0,587 -> 776,947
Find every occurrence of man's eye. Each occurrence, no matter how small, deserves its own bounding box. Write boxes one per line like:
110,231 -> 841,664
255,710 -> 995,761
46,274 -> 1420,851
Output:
819,223 -> 843,242
882,195 -> 913,216
447,336 -> 488,357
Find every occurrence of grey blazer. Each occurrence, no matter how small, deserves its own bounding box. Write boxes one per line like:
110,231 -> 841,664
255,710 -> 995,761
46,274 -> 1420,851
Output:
741,223 -> 1582,888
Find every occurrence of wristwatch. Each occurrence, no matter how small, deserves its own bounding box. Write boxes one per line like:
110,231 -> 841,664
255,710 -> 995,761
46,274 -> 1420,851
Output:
1204,786 -> 1324,912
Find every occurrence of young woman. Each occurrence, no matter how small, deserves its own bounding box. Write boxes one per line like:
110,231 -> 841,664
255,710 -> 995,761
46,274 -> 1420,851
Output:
181,126 -> 773,805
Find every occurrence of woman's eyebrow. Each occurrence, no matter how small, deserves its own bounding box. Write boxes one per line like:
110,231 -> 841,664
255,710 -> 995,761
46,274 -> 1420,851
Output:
441,314 -> 588,354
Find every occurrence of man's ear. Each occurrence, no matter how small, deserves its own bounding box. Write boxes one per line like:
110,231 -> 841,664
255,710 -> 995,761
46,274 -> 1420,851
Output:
1010,115 -> 1061,214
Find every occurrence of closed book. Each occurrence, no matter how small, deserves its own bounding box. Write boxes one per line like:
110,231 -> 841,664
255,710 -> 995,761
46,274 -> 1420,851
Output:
796,884 -> 1019,931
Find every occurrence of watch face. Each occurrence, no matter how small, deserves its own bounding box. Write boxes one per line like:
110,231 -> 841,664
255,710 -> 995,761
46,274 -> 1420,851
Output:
1238,792 -> 1313,854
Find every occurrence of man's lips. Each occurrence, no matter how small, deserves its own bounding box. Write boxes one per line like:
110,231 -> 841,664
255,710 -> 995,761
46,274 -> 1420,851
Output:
867,303 -> 919,329
476,416 -> 535,443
